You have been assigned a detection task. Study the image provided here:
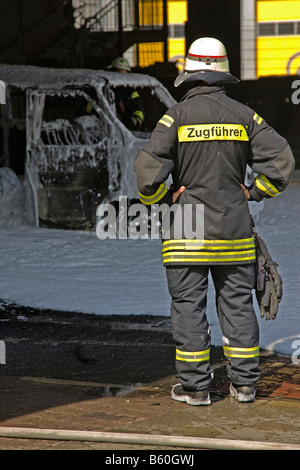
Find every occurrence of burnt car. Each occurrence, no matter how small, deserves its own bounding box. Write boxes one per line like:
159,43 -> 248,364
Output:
0,64 -> 176,229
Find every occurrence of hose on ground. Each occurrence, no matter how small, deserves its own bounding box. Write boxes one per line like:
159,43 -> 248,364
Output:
0,427 -> 299,450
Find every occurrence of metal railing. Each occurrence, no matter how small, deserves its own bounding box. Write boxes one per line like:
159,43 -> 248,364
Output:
74,0 -> 166,32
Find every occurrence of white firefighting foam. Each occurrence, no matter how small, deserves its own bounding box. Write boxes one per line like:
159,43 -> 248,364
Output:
0,167 -> 299,357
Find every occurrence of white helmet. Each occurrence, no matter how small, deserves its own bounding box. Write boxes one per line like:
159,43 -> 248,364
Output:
111,56 -> 131,72
174,37 -> 239,87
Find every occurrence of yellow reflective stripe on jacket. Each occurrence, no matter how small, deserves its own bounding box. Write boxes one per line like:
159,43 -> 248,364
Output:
131,91 -> 140,100
163,251 -> 256,264
162,238 -> 256,264
255,174 -> 280,197
223,345 -> 259,359
139,182 -> 168,205
176,348 -> 210,363
158,114 -> 174,128
133,109 -> 144,124
178,124 -> 249,142
163,238 -> 255,251
253,113 -> 263,125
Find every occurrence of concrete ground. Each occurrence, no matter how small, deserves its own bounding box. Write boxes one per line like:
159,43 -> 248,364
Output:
0,305 -> 299,451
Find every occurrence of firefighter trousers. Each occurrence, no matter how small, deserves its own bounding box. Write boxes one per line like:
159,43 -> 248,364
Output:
166,263 -> 260,391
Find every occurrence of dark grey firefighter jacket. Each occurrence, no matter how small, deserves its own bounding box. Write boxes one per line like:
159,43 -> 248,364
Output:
134,85 -> 295,266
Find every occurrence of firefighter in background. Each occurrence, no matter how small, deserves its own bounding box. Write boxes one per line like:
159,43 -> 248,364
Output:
134,37 -> 295,405
110,57 -> 144,131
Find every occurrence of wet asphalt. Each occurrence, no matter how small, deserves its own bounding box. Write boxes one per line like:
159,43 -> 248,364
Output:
0,301 -> 300,451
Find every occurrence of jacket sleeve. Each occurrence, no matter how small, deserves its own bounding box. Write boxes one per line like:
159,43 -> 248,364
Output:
129,90 -> 144,129
134,109 -> 177,205
247,111 -> 295,202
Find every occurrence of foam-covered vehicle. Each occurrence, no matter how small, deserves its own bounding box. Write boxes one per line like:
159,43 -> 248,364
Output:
0,64 -> 176,229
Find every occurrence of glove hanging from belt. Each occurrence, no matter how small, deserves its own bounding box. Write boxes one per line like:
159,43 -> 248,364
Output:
254,229 -> 283,320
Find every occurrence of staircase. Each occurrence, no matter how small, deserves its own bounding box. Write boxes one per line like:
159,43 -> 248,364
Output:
39,0 -> 169,69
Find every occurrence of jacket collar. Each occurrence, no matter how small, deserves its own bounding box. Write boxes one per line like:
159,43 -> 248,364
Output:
180,85 -> 225,102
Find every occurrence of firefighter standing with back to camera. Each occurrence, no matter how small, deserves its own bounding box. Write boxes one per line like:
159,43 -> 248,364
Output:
134,37 -> 295,405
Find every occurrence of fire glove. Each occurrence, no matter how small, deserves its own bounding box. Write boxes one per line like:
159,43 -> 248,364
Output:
254,231 -> 283,320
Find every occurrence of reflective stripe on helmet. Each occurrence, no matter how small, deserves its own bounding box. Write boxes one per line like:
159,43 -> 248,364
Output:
187,53 -> 228,64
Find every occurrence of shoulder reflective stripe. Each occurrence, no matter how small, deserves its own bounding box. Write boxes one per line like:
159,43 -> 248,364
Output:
139,182 -> 168,205
131,91 -> 140,99
162,238 -> 256,264
178,124 -> 249,142
253,113 -> 263,125
255,174 -> 280,197
223,345 -> 259,359
158,114 -> 174,128
176,348 -> 210,363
